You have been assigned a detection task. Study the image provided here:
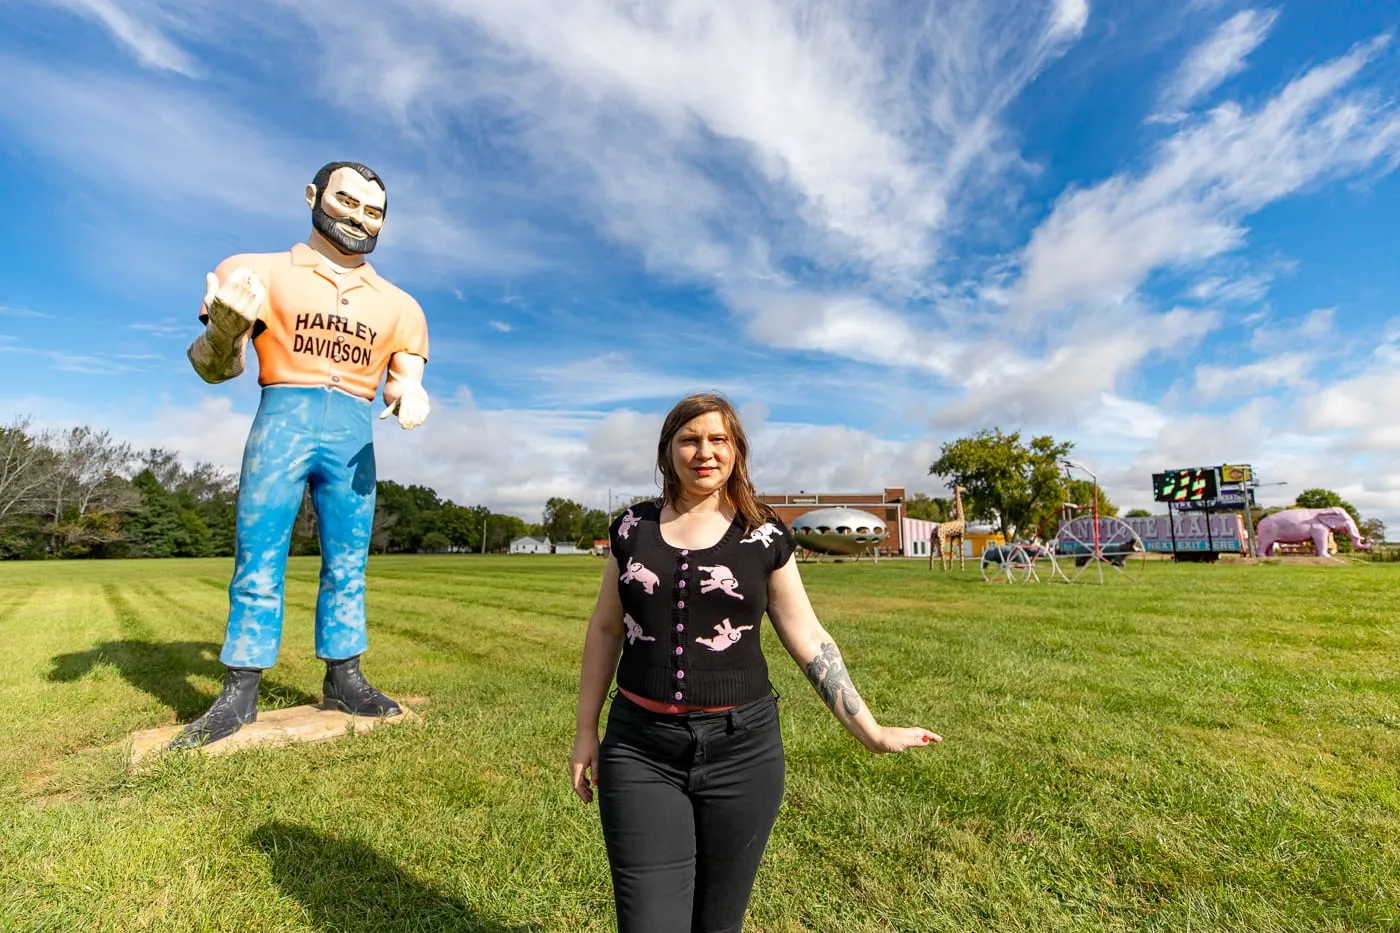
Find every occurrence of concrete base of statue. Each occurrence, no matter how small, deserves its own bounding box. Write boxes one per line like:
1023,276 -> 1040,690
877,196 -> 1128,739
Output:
126,697 -> 424,768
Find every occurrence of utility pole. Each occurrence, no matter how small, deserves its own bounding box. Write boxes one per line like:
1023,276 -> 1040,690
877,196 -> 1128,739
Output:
481,516 -> 489,555
1241,486 -> 1255,558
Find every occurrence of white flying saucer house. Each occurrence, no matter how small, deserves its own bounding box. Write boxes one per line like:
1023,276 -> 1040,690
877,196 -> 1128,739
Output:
789,506 -> 888,560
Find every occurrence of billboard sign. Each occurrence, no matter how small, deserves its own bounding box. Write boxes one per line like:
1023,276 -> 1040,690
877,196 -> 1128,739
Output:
1151,467 -> 1220,503
1060,514 -> 1247,554
1173,482 -> 1257,512
1219,464 -> 1253,484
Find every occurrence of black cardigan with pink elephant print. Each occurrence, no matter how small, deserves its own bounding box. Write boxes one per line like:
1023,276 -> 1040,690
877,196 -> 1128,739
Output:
609,499 -> 797,708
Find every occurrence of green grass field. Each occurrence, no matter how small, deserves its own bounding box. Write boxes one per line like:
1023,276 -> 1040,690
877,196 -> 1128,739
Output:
1,556 -> 1397,932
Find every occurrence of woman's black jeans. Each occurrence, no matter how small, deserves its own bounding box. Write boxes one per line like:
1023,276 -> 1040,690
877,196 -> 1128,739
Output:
598,690 -> 785,933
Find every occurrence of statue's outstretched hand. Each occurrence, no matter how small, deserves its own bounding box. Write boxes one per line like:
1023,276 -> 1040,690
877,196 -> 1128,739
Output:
379,384 -> 431,430
204,268 -> 265,336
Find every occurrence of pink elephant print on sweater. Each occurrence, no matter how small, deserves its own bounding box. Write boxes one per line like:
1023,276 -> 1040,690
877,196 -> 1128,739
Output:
623,613 -> 655,645
621,558 -> 661,594
698,564 -> 743,599
695,618 -> 754,651
741,522 -> 781,547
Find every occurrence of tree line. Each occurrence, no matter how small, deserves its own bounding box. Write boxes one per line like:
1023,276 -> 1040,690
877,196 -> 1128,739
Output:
0,417 -> 643,560
3,416 -> 1384,560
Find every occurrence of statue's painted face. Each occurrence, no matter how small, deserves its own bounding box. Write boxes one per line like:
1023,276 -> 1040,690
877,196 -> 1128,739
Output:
308,167 -> 386,255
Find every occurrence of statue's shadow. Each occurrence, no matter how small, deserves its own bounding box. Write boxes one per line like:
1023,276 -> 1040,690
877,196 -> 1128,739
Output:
47,640 -> 318,720
250,821 -> 540,932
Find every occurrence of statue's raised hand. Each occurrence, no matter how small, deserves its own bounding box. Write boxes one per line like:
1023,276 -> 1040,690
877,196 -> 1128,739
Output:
204,268 -> 265,336
379,383 -> 431,430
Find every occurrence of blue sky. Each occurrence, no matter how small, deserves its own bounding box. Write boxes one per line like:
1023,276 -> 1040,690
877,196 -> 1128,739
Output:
3,0 -> 1399,525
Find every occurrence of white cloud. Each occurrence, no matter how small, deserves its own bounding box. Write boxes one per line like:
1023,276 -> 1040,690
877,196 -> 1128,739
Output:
726,288 -> 963,376
933,307 -> 1219,427
1297,336 -> 1400,451
0,304 -> 50,319
1151,8 -> 1278,122
527,352 -> 750,408
251,0 -> 1092,288
128,318 -> 189,337
128,396 -> 255,467
487,320 -> 512,332
0,53 -> 541,285
1015,33 -> 1400,318
1299,307 -> 1336,341
1100,376 -> 1400,527
0,338 -> 163,375
1249,306 -> 1336,353
40,0 -> 199,76
1188,272 -> 1272,304
1194,351 -> 1314,395
1048,0 -> 1090,43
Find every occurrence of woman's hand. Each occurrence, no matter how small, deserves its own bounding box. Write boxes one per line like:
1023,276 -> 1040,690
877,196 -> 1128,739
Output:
570,730 -> 600,803
865,724 -> 941,753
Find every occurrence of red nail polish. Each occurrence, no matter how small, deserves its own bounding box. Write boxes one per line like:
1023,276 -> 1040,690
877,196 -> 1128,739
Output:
921,736 -> 929,743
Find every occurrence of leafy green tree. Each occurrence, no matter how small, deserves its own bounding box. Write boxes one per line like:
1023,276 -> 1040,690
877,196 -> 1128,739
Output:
905,493 -> 955,522
0,515 -> 45,560
438,504 -> 488,551
1125,508 -> 1152,518
290,488 -> 320,556
421,531 -> 451,553
1360,517 -> 1385,545
375,480 -> 444,552
543,497 -> 587,545
929,428 -> 1073,540
125,470 -> 210,558
177,510 -> 212,557
486,513 -> 527,552
579,508 -> 610,547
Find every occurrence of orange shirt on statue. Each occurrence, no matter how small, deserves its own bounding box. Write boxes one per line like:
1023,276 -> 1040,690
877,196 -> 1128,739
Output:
199,243 -> 429,401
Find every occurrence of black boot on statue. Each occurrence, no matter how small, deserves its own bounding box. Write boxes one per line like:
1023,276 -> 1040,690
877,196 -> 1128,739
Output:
169,668 -> 261,749
323,655 -> 402,717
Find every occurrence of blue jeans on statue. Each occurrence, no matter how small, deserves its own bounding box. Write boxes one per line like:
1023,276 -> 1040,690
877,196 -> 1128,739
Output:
220,385 -> 378,670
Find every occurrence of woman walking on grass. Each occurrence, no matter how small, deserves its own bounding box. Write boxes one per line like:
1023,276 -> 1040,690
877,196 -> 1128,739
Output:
570,393 -> 940,933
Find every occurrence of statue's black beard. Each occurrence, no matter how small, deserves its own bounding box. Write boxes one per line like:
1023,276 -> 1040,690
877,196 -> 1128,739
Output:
312,205 -> 378,255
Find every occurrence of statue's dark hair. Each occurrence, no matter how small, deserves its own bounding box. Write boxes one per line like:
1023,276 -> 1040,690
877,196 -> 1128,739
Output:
310,161 -> 386,214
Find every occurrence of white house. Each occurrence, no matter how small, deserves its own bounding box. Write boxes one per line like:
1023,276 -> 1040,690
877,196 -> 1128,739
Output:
509,536 -> 550,554
553,541 -> 584,555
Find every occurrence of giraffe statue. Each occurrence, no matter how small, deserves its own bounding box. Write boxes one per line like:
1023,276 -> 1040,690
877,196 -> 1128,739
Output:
931,486 -> 967,571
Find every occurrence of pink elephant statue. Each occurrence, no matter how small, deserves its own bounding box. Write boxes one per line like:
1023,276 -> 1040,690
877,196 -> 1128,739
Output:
1256,507 -> 1370,557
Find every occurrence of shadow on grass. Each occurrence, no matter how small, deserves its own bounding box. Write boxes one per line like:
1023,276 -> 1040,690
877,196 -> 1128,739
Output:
47,640 -> 318,720
250,821 -> 541,932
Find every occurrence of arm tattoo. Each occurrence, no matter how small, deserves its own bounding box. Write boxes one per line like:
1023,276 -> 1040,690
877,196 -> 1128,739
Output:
804,641 -> 862,717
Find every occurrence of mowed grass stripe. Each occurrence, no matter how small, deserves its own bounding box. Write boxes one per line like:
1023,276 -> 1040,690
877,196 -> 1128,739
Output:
0,556 -> 1397,931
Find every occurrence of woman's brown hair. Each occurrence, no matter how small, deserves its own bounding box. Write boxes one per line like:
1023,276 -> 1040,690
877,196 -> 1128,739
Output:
656,393 -> 774,533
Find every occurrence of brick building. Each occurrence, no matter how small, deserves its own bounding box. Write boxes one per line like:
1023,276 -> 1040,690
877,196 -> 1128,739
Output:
759,487 -> 908,556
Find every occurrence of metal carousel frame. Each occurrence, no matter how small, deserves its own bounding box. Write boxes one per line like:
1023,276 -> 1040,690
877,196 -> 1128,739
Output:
980,459 -> 1145,584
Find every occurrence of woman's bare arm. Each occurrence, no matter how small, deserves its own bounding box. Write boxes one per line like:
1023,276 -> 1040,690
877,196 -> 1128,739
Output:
576,556 -> 626,734
766,556 -> 940,753
572,556 -> 626,802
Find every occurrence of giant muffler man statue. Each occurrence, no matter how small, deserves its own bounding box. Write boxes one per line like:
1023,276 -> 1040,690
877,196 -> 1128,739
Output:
173,161 -> 429,749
